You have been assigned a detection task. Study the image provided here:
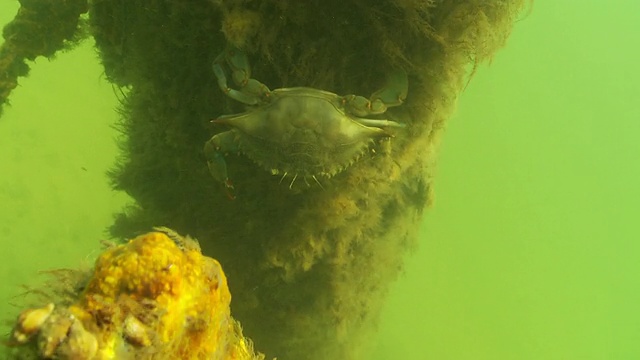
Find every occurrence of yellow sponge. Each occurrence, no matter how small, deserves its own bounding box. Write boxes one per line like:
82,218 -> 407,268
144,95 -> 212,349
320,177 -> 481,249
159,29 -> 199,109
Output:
7,229 -> 264,360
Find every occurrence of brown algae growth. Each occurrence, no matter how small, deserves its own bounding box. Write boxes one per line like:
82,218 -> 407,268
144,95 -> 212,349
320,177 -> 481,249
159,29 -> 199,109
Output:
1,0 -> 528,359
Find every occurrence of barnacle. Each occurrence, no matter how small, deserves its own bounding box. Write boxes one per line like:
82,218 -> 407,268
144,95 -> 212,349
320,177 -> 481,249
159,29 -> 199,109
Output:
6,230 -> 264,360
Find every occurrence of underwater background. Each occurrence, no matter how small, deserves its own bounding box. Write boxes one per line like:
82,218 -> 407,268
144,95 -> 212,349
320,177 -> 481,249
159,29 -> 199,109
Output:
1,1 -> 638,359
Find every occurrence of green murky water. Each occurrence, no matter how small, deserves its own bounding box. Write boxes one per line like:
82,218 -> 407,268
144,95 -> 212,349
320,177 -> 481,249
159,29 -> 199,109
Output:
1,1 -> 639,359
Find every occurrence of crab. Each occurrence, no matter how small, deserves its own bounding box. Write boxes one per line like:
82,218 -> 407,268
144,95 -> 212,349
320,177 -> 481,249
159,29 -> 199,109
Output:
204,46 -> 408,197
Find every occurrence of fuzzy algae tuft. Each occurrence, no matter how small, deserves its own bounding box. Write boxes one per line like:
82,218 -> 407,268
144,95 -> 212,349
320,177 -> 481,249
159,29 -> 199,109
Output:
5,229 -> 264,360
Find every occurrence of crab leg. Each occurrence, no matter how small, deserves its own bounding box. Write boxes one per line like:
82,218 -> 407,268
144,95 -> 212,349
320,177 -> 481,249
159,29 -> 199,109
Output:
369,69 -> 409,110
311,175 -> 325,190
289,174 -> 298,189
343,69 -> 408,116
203,131 -> 237,197
212,46 -> 271,105
212,61 -> 260,105
352,118 -> 406,129
279,172 -> 288,184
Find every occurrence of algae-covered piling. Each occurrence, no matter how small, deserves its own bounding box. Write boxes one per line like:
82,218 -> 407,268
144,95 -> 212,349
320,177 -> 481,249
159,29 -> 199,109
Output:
100,1 -> 526,358
0,0 -> 87,115
2,0 -> 527,359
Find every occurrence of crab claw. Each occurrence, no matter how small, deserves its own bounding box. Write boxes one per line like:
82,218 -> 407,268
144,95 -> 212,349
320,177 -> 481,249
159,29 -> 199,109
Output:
206,151 -> 236,200
204,131 -> 239,199
344,69 -> 408,117
204,142 -> 228,182
223,179 -> 236,200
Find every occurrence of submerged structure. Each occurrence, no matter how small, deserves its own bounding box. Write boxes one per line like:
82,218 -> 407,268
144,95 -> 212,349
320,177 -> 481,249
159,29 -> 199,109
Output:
6,229 -> 263,359
1,0 -> 527,358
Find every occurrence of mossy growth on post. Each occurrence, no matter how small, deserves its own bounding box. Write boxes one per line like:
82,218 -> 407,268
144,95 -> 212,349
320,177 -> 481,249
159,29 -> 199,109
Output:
1,0 -> 528,359
93,1 -> 527,358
